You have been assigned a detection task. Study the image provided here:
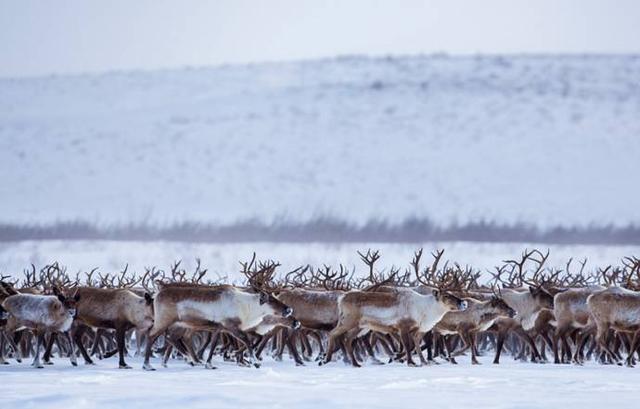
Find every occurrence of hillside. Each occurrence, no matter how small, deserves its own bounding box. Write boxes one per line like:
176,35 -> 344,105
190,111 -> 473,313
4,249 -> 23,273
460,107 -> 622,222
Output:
1,55 -> 639,230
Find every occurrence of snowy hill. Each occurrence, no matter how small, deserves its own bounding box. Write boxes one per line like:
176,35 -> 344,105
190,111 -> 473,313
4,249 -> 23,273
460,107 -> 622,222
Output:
1,55 -> 639,229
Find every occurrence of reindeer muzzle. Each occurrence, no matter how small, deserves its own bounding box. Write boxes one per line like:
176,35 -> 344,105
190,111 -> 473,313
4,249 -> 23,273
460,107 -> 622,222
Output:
283,307 -> 293,318
458,300 -> 468,311
68,309 -> 77,318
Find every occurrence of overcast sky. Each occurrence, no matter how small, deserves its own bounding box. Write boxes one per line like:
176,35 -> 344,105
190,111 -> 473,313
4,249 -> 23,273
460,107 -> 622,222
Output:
1,0 -> 639,77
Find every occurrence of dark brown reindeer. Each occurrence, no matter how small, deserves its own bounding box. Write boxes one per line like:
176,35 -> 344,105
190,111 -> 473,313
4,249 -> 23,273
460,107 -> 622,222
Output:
71,270 -> 155,368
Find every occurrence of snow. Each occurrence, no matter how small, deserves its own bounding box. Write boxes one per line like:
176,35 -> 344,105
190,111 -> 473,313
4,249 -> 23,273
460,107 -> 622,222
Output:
1,356 -> 638,409
1,55 -> 639,229
1,240 -> 638,281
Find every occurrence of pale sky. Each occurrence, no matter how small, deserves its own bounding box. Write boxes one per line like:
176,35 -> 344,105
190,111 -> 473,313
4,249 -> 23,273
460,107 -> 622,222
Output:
1,0 -> 639,77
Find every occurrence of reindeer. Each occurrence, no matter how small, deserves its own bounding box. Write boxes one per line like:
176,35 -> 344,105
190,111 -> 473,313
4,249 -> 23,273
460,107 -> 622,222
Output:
72,286 -> 154,368
488,250 -> 556,362
587,285 -> 640,366
1,282 -> 80,368
552,285 -> 604,363
321,272 -> 467,367
435,291 -> 515,364
142,255 -> 298,370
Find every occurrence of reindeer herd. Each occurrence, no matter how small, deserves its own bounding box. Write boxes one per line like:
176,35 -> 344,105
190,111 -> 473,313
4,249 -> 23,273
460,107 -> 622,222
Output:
1,249 -> 640,371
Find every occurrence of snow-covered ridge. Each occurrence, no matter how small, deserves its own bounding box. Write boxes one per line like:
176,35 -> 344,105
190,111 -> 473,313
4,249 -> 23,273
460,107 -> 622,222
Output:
1,55 -> 639,228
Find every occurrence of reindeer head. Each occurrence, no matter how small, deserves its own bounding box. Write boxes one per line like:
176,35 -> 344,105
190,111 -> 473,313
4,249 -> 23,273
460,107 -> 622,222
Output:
433,289 -> 467,311
129,292 -> 155,331
528,285 -> 554,309
259,291 -> 293,318
241,253 -> 294,318
52,286 -> 81,318
489,296 -> 516,318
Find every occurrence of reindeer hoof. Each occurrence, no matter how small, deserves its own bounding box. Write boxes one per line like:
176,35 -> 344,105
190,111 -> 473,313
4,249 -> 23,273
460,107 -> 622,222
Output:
472,361 -> 481,365
205,363 -> 217,370
253,363 -> 261,369
142,363 -> 156,371
85,361 -> 96,366
119,364 -> 132,369
71,361 -> 78,367
295,361 -> 305,367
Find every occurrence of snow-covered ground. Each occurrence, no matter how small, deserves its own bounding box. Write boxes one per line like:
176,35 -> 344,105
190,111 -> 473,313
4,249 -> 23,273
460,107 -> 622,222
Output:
1,55 -> 639,229
1,240 -> 638,281
1,356 -> 638,409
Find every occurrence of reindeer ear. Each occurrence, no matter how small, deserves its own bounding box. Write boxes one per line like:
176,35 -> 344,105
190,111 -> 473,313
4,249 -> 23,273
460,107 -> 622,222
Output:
52,286 -> 62,296
74,294 -> 81,302
259,292 -> 268,305
57,294 -> 66,303
144,292 -> 153,305
432,289 -> 440,298
529,286 -> 537,294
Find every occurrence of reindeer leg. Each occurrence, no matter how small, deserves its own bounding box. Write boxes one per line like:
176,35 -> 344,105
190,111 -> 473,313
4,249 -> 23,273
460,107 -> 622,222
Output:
343,329 -> 361,367
196,332 -> 212,361
362,333 -> 384,365
540,331 -> 553,363
273,328 -> 286,362
115,326 -> 131,369
0,333 -> 6,365
286,330 -> 305,366
42,332 -> 56,365
63,331 -> 77,366
31,330 -> 44,369
72,326 -> 94,365
412,331 -> 429,366
442,336 -> 458,364
561,333 -> 572,364
493,331 -> 506,364
299,332 -> 313,361
465,331 -> 480,365
144,323 -> 172,370
307,330 -> 325,361
624,331 -> 640,367
595,325 -> 619,365
204,331 -> 220,369
226,326 -> 259,368
321,325 -> 349,366
399,328 -> 418,367
255,331 -> 273,361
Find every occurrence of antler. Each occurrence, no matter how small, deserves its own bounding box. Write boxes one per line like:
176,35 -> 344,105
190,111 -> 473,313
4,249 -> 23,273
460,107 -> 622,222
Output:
357,249 -> 381,284
240,253 -> 281,292
414,249 -> 444,287
191,258 -> 208,284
